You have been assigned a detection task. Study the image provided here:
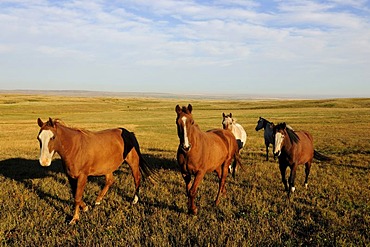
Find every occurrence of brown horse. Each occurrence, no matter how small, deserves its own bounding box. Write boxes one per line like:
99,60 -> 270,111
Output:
37,118 -> 156,224
273,122 -> 330,197
175,104 -> 241,215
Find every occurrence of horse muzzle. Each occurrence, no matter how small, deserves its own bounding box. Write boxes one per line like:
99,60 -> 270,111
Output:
181,143 -> 192,152
39,158 -> 52,167
273,151 -> 281,157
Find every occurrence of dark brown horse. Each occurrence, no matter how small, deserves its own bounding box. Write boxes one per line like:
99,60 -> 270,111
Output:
273,122 -> 330,197
37,118 -> 156,224
175,104 -> 241,215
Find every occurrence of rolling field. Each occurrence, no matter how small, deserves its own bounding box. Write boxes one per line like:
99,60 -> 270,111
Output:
0,94 -> 369,246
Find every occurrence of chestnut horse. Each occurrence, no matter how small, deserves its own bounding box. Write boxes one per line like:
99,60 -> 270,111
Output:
37,118 -> 156,224
273,122 -> 330,197
176,104 -> 241,215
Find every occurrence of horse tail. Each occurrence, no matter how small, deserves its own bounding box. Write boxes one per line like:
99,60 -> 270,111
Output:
232,149 -> 243,179
314,150 -> 331,161
120,128 -> 158,183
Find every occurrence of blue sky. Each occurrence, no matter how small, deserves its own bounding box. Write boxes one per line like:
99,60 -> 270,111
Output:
0,0 -> 369,97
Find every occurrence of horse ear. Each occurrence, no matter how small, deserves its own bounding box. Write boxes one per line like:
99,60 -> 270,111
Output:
222,113 -> 225,117
175,105 -> 181,114
48,117 -> 54,127
37,118 -> 43,127
282,122 -> 286,129
187,104 -> 192,113
230,113 -> 232,118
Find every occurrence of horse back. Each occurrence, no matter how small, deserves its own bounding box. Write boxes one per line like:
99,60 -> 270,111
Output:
293,130 -> 314,163
206,129 -> 238,158
178,128 -> 237,174
72,128 -> 125,176
233,123 -> 247,146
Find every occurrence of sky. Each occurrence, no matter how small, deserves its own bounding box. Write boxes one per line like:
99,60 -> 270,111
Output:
0,0 -> 369,97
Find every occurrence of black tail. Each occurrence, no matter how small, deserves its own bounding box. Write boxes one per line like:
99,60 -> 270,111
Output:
120,128 -> 158,183
232,151 -> 243,179
314,150 -> 331,161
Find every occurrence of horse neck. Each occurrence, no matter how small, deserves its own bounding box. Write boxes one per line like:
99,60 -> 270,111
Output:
230,124 -> 241,137
55,123 -> 82,157
265,123 -> 273,136
282,130 -> 294,152
262,119 -> 270,129
187,123 -> 202,146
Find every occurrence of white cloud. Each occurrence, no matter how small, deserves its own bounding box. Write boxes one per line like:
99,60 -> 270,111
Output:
0,0 -> 369,96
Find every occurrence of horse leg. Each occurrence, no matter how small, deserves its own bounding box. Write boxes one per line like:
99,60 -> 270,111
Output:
279,162 -> 289,192
288,164 -> 298,197
182,173 -> 192,195
67,174 -> 77,198
304,162 -> 311,189
188,171 -> 206,215
182,173 -> 192,213
272,144 -> 276,160
70,174 -> 88,225
265,145 -> 269,161
95,172 -> 115,205
126,152 -> 141,205
215,162 -> 229,206
215,166 -> 226,196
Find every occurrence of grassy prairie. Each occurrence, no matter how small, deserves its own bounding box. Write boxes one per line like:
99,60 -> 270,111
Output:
0,94 -> 369,246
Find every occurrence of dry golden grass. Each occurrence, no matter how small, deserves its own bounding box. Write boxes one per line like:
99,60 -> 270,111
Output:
0,94 -> 369,246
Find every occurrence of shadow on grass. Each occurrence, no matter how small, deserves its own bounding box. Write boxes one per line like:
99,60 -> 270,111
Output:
0,154 -> 183,218
0,157 -> 64,180
143,153 -> 178,171
0,158 -> 72,222
318,157 -> 370,171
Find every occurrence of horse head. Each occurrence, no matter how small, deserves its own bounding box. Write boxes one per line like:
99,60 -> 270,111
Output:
273,122 -> 299,157
175,104 -> 194,152
222,113 -> 234,130
37,117 -> 59,166
255,117 -> 273,131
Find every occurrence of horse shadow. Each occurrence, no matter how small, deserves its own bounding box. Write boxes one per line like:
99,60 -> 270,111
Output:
0,154 -> 184,217
0,157 -> 64,180
143,152 -> 179,171
0,158 -> 71,219
140,153 -> 187,213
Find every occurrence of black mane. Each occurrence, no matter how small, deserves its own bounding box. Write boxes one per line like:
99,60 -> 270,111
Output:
286,127 -> 300,144
275,122 -> 300,144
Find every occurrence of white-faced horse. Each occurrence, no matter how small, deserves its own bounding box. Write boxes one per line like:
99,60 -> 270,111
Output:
37,118 -> 157,224
222,113 -> 247,175
273,122 -> 331,197
176,105 -> 241,215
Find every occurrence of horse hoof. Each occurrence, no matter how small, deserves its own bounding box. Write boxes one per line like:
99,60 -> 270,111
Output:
95,201 -> 101,206
83,205 -> 89,212
69,218 -> 78,225
131,195 -> 139,205
291,187 -> 296,193
188,208 -> 198,215
304,183 -> 308,189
